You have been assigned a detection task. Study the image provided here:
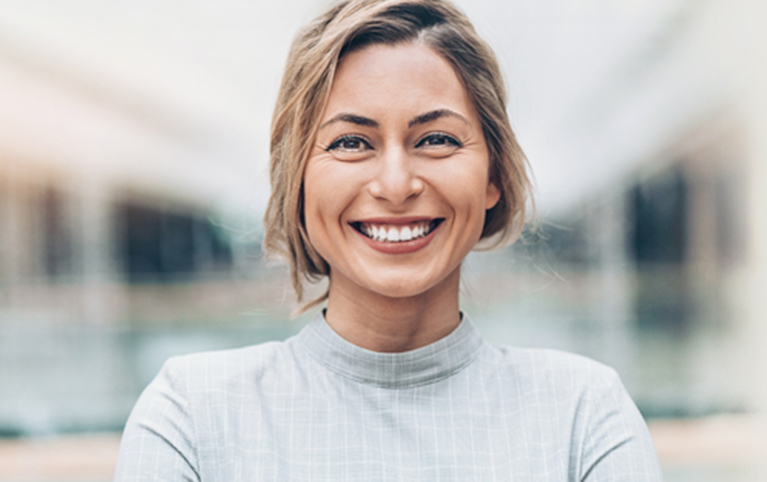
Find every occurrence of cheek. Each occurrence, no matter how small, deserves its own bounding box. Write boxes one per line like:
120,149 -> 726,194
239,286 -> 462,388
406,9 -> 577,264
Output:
303,177 -> 330,241
302,164 -> 328,245
430,162 -> 491,209
302,162 -> 356,248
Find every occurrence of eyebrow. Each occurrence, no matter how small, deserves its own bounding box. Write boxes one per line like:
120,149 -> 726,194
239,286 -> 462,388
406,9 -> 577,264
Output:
319,109 -> 472,131
319,113 -> 379,130
408,109 -> 471,128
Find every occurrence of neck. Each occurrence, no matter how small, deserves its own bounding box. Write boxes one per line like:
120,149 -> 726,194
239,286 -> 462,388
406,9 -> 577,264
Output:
323,268 -> 461,353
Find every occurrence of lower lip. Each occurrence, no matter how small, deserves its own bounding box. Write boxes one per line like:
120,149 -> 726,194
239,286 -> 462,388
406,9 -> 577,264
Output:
355,222 -> 442,255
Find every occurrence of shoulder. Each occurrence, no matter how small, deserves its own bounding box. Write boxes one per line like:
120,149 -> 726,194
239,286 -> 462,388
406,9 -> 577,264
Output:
117,337 -> 301,479
475,344 -> 636,430
479,343 -> 622,397
477,344 -> 662,477
157,338 -> 300,396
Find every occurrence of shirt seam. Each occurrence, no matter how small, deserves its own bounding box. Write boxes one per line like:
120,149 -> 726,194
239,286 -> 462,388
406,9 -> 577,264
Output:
302,341 -> 484,389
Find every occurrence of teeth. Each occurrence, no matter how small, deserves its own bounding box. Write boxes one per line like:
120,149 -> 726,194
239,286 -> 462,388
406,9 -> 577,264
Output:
359,221 -> 435,243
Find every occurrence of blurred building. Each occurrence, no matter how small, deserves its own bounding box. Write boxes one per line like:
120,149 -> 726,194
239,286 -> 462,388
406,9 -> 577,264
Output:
459,0 -> 767,447
0,32 -> 273,435
528,117 -> 750,416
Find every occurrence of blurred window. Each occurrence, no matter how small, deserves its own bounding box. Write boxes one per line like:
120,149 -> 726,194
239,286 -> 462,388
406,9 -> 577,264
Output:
160,212 -> 195,275
121,204 -> 163,281
43,187 -> 74,279
208,221 -> 233,266
629,168 -> 690,333
630,169 -> 688,264
118,203 -> 232,282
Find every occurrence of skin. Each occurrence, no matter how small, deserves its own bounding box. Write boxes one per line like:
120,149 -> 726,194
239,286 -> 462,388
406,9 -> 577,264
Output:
303,43 -> 500,352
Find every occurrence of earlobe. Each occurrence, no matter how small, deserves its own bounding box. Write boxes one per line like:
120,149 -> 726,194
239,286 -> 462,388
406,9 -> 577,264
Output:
485,181 -> 501,210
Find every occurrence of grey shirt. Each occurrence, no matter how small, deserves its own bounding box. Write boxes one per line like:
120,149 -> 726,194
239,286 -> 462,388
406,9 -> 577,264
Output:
115,313 -> 663,481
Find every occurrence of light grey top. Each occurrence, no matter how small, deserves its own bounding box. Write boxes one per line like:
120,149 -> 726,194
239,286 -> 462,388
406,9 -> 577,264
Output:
115,312 -> 663,481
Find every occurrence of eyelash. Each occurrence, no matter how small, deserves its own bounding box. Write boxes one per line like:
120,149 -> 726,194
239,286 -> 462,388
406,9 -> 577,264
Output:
325,132 -> 462,152
326,135 -> 372,152
415,133 -> 462,148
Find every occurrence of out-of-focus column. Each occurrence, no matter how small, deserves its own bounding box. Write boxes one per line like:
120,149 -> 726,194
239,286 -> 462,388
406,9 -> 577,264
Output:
0,162 -> 10,302
591,189 -> 633,380
696,0 -> 767,475
78,174 -> 123,326
744,88 -> 767,482
736,0 -> 767,476
2,166 -> 42,309
747,63 -> 767,482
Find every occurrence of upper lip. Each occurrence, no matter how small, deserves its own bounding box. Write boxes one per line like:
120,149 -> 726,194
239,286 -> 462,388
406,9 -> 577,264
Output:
348,216 -> 441,225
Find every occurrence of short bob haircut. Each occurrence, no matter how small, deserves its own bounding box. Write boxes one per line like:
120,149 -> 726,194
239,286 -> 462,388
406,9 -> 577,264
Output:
263,0 -> 533,308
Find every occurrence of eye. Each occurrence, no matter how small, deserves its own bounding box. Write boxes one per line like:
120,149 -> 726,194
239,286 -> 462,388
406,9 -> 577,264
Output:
326,135 -> 373,152
415,133 -> 462,149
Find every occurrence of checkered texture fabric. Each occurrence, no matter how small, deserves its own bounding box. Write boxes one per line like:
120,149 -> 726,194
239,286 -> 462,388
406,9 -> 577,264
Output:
115,312 -> 663,481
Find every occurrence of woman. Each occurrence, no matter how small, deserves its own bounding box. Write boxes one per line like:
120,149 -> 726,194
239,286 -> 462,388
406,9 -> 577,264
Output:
115,0 -> 663,480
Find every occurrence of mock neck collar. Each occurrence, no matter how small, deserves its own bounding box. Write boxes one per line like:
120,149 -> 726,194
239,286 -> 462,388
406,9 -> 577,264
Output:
295,311 -> 484,389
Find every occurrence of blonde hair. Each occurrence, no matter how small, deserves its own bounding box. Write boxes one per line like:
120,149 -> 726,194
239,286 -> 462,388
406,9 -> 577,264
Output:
263,0 -> 533,309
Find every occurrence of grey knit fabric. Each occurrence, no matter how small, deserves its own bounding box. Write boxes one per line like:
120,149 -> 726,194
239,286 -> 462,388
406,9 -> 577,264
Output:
115,312 -> 663,481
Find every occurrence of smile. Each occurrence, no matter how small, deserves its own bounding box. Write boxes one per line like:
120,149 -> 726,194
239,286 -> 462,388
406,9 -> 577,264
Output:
352,219 -> 443,243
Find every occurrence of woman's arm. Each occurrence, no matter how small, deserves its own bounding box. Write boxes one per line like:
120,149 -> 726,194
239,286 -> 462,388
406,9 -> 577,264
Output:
114,358 -> 200,481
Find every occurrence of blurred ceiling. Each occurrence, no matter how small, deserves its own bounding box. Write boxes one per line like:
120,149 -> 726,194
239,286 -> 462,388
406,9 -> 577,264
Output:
0,0 -> 733,216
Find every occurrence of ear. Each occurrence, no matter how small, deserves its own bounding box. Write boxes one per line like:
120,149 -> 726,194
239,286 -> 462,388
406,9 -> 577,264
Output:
485,180 -> 501,210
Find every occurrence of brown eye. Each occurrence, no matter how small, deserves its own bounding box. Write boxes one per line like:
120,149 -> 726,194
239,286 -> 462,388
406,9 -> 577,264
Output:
416,133 -> 462,148
327,135 -> 372,152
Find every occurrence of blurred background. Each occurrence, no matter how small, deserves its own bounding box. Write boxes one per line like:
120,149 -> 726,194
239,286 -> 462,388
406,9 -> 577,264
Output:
1,0 -> 766,480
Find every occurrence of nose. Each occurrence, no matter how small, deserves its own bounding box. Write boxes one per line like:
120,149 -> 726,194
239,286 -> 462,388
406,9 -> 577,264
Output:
367,147 -> 424,205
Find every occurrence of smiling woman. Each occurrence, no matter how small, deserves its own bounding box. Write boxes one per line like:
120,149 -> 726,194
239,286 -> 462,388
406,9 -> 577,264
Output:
114,0 -> 663,480
303,43 -> 500,351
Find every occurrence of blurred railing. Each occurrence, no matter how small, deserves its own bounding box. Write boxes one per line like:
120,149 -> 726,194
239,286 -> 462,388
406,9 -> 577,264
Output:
0,415 -> 761,482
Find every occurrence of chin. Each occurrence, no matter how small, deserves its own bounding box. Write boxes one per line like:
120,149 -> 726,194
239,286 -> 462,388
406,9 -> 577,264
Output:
371,285 -> 430,300
362,271 -> 453,301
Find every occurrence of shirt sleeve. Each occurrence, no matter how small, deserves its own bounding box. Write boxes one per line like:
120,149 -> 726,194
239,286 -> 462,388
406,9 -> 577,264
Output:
579,368 -> 664,481
114,357 -> 201,481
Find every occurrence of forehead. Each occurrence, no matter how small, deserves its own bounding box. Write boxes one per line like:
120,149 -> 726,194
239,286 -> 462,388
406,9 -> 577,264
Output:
323,42 -> 475,123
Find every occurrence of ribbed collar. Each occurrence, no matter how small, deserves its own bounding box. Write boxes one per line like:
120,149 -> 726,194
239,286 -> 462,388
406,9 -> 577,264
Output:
295,311 -> 484,389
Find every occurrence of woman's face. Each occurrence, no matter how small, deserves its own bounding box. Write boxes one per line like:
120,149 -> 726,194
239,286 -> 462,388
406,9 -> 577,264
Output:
304,42 -> 500,301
